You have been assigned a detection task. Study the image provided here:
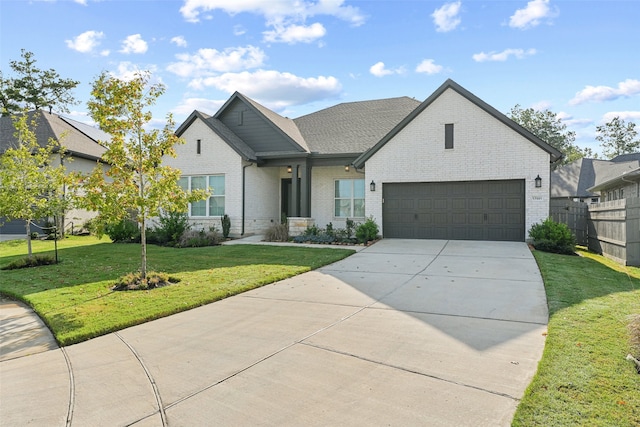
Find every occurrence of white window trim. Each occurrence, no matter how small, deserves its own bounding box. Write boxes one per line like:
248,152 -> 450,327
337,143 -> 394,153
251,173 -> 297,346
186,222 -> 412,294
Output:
334,179 -> 365,219
180,175 -> 225,217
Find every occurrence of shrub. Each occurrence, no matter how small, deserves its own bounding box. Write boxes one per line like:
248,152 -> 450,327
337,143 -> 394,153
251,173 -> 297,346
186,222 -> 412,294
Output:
528,218 -> 576,255
356,216 -> 379,244
293,234 -> 336,244
156,210 -> 190,245
326,222 -> 335,237
302,224 -> 321,236
345,218 -> 356,239
221,214 -> 231,239
83,218 -> 99,236
2,255 -> 57,270
264,223 -> 289,242
178,228 -> 222,247
104,218 -> 140,243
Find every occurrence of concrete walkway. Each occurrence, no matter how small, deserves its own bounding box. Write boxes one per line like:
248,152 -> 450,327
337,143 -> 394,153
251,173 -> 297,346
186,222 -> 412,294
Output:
0,239 -> 548,426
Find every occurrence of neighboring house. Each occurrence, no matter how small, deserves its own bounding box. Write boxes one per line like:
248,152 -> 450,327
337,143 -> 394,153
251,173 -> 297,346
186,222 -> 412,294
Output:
0,111 -> 108,236
551,154 -> 640,203
169,79 -> 562,242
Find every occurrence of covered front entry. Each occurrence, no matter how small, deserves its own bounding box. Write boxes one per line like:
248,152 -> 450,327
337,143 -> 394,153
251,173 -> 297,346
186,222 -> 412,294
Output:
382,180 -> 525,241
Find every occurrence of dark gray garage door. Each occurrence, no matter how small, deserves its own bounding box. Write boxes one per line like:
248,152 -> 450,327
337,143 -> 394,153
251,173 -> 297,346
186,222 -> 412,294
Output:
382,180 -> 525,241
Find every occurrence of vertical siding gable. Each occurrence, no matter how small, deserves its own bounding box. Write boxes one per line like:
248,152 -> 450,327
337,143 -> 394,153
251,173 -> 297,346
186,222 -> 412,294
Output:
218,98 -> 303,153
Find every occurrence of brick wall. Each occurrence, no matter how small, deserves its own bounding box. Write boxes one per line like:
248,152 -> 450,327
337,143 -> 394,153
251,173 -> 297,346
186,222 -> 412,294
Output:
165,118 -> 279,236
365,88 -> 552,236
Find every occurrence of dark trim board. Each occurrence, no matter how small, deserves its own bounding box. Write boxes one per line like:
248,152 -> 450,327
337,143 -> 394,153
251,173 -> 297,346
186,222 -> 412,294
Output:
382,179 -> 525,241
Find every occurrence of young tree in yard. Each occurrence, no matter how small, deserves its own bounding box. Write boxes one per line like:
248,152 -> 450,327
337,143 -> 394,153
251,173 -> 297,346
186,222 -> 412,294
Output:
596,116 -> 640,159
0,112 -> 72,257
81,71 -> 206,282
0,49 -> 79,116
509,105 -> 594,168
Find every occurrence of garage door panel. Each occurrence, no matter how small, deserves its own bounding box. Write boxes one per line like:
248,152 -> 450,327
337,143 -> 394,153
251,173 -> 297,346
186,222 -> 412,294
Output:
383,180 -> 524,242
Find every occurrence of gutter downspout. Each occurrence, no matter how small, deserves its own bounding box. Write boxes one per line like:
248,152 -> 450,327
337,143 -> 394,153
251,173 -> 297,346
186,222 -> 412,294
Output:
241,163 -> 252,236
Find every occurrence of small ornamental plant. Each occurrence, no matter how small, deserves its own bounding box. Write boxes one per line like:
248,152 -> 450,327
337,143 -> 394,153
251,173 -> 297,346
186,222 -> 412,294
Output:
528,218 -> 576,255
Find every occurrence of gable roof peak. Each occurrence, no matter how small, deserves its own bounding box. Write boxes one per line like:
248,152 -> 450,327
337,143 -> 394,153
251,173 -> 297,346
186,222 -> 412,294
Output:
353,79 -> 563,168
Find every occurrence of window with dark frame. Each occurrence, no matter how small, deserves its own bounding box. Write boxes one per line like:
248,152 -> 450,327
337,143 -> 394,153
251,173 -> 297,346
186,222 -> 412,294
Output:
196,139 -> 201,155
445,123 -> 454,149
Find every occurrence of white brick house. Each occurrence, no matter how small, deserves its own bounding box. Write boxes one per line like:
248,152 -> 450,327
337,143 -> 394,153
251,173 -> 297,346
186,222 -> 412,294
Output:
169,79 -> 562,241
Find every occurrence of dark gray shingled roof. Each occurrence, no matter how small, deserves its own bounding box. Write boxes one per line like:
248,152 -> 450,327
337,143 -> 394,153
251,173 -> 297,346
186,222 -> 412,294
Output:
0,111 -> 107,161
294,97 -> 421,154
551,156 -> 640,197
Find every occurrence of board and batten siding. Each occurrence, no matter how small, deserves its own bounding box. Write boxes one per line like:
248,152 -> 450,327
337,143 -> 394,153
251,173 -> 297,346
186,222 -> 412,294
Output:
364,87 -> 552,237
218,99 -> 300,153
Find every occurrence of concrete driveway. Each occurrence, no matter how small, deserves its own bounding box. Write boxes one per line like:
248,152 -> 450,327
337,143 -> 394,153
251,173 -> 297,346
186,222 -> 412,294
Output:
0,239 -> 547,426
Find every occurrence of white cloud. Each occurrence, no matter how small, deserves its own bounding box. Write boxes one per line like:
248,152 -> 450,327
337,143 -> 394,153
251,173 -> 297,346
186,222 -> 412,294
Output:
472,48 -> 536,62
65,30 -> 105,54
369,62 -> 405,77
120,34 -> 148,54
234,25 -> 247,36
569,79 -> 640,105
74,0 -> 87,5
263,22 -> 326,44
180,0 -> 365,25
171,36 -> 188,47
602,111 -> 640,123
531,100 -> 552,111
557,112 -> 593,128
432,1 -> 462,32
415,59 -> 443,75
509,0 -> 557,30
173,98 -> 226,115
167,45 -> 266,78
109,62 -> 159,82
187,69 -> 342,109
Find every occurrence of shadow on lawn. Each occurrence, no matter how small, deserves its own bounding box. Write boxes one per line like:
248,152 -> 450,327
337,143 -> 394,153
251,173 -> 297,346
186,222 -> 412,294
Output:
534,250 -> 639,316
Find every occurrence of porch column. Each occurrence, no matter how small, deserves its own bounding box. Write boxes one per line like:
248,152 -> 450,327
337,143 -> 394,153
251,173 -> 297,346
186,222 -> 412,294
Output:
300,163 -> 311,217
291,164 -> 300,217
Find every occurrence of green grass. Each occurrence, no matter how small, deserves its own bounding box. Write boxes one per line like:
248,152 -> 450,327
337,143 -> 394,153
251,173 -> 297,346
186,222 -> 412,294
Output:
513,249 -> 640,426
0,236 -> 353,346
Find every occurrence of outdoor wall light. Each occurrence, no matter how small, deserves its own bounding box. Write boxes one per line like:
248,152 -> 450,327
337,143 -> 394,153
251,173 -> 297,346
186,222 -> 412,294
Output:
535,175 -> 542,188
345,165 -> 350,172
287,165 -> 292,173
370,180 -> 376,192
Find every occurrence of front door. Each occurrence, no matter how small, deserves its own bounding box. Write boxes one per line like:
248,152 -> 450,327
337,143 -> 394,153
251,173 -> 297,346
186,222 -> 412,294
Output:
281,178 -> 301,218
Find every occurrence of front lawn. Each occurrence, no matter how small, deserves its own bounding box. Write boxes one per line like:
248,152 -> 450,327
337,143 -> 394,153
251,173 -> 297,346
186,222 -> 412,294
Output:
0,236 -> 353,346
513,249 -> 640,426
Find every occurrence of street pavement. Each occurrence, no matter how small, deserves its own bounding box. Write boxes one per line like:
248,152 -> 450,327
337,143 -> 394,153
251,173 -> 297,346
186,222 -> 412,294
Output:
0,238 -> 547,426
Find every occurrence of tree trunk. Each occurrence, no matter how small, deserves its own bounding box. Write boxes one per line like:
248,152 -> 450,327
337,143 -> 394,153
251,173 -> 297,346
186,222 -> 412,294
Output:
25,220 -> 33,258
140,217 -> 147,281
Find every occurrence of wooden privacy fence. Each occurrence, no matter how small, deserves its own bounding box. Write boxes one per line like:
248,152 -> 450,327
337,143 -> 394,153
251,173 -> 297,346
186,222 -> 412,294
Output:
550,199 -> 588,245
549,197 -> 640,266
588,198 -> 640,266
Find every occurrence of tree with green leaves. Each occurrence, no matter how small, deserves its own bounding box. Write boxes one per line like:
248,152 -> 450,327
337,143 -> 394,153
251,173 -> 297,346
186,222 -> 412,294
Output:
80,71 -> 206,283
596,116 -> 639,159
0,112 -> 73,257
0,49 -> 79,116
509,104 -> 594,168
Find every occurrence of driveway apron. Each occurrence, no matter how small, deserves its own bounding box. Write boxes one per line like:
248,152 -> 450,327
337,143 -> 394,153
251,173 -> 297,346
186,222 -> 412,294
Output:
0,239 -> 548,426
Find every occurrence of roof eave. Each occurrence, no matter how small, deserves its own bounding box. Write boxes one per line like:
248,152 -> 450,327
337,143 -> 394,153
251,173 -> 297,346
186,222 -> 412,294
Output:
587,168 -> 640,192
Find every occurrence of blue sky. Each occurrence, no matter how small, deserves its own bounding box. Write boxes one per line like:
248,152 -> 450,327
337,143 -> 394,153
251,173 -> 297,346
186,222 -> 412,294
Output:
1,0 -> 638,155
